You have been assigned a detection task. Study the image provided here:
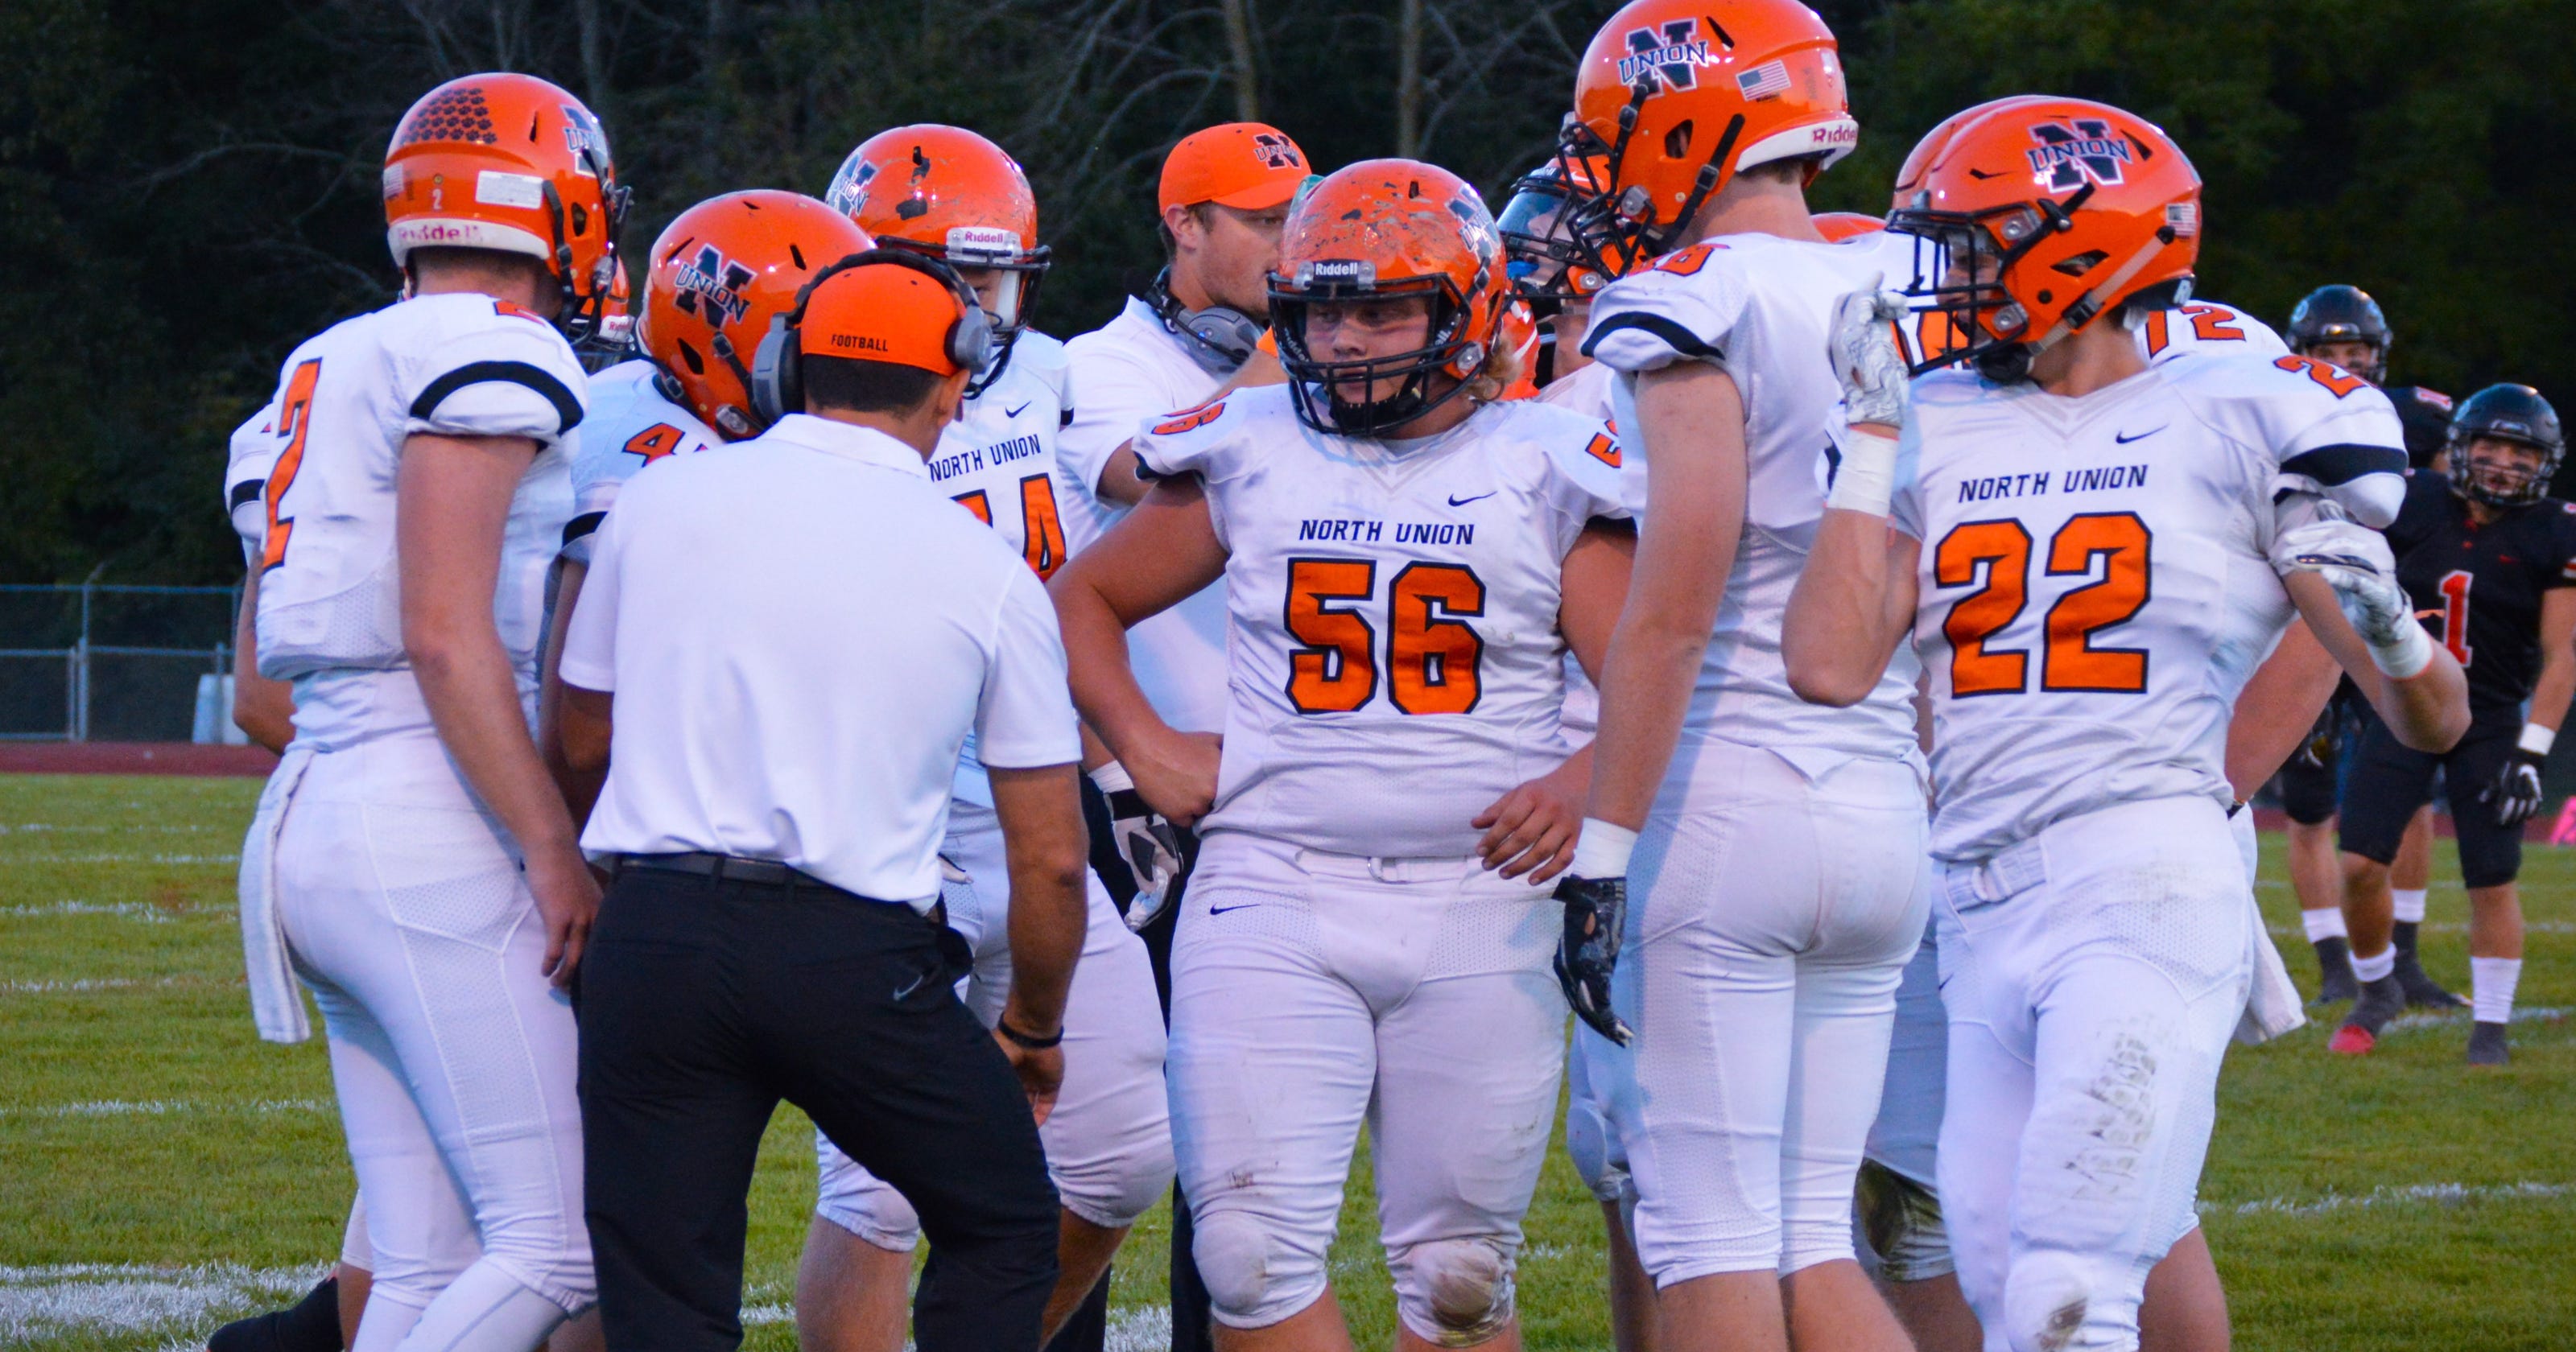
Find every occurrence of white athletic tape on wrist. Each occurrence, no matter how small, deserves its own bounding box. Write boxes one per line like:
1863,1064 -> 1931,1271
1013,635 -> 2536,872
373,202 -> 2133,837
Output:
2519,723 -> 2556,757
2369,621 -> 2433,680
1088,761 -> 1135,794
1568,818 -> 1638,880
1827,429 -> 1900,517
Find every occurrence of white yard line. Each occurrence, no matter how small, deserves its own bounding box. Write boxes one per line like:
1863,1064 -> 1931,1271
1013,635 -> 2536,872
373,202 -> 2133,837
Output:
2,854 -> 240,865
0,901 -> 233,921
0,1099 -> 329,1119
2384,1005 -> 2567,1034
2211,1181 -> 2570,1218
0,1263 -> 320,1347
0,976 -> 227,995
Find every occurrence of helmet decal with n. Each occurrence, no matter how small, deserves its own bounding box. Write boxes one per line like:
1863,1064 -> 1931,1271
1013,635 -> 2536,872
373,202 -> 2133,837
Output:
1269,159 -> 1510,438
1556,0 -> 1857,277
1888,96 -> 2202,383
2448,384 -> 2566,507
638,191 -> 874,439
826,125 -> 1050,396
383,73 -> 630,349
2286,284 -> 2392,384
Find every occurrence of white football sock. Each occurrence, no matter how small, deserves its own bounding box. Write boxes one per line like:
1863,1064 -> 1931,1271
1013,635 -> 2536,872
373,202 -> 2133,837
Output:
2302,908 -> 2349,942
2351,946 -> 2396,983
2471,957 -> 2522,1024
2391,888 -> 2429,924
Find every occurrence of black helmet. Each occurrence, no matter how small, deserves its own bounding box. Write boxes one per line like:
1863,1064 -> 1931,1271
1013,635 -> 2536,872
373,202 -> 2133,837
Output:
2448,384 -> 2565,507
2286,284 -> 2390,384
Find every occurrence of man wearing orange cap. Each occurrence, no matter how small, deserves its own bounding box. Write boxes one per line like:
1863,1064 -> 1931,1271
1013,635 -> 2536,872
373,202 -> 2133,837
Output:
555,251 -> 1088,1352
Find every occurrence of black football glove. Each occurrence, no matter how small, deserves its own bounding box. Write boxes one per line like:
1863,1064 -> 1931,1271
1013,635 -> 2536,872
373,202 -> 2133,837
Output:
1104,789 -> 1187,933
2483,748 -> 2547,826
1552,873 -> 1632,1045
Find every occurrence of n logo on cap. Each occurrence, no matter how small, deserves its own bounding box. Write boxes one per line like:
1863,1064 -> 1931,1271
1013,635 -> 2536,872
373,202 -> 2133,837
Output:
1253,132 -> 1302,171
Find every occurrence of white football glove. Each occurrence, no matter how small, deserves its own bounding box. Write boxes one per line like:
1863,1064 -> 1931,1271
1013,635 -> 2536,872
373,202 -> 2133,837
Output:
1091,762 -> 1185,932
2270,518 -> 2433,678
1828,276 -> 1914,432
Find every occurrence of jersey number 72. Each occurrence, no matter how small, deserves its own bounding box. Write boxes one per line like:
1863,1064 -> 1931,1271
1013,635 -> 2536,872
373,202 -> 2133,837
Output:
1935,512 -> 2153,695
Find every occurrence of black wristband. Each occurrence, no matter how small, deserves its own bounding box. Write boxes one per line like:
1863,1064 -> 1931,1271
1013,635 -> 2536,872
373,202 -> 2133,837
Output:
996,1018 -> 1063,1050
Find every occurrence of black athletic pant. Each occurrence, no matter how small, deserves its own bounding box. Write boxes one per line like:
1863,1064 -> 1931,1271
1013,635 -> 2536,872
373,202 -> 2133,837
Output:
579,865 -> 1059,1352
1082,785 -> 1215,1352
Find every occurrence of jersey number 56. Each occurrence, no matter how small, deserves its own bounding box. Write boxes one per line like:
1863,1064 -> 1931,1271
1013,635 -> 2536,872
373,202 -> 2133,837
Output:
1283,559 -> 1487,715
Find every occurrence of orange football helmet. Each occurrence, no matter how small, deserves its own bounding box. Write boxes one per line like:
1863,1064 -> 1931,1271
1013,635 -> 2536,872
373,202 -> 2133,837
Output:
1889,97 -> 2201,381
1558,0 -> 1856,271
1497,154 -> 1627,305
825,125 -> 1049,392
1890,95 -> 2057,210
584,258 -> 635,371
1810,211 -> 1884,241
1269,159 -> 1509,436
382,73 -> 629,347
637,191 -> 874,439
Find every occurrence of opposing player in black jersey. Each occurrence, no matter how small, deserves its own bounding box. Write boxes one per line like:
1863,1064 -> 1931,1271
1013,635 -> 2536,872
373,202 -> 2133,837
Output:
2279,284 -> 2462,1003
2334,385 -> 2574,1064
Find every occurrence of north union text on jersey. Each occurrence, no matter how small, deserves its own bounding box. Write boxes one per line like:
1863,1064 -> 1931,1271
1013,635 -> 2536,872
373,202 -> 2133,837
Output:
1955,464 -> 2149,503
1296,517 -> 1477,546
927,432 -> 1044,483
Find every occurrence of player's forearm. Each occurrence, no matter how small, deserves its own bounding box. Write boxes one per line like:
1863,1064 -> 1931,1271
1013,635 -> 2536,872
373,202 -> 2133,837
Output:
1785,509 -> 1909,707
410,615 -> 582,855
229,571 -> 295,753
2530,653 -> 2576,735
989,763 -> 1088,1033
1049,570 -> 1176,765
535,561 -> 605,823
2375,656 -> 2471,754
2222,617 -> 2341,801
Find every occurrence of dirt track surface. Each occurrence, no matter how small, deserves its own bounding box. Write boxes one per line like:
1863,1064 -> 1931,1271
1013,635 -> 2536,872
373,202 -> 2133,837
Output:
0,743 -> 279,777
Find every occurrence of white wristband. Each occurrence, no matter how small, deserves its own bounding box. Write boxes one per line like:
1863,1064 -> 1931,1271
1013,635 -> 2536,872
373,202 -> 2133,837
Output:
1568,818 -> 1639,880
1088,761 -> 1135,794
2520,723 -> 2556,757
2368,621 -> 2434,681
1826,429 -> 1900,517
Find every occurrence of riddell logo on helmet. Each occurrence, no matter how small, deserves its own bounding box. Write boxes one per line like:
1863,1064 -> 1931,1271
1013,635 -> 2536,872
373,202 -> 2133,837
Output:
1617,20 -> 1710,93
2025,120 -> 2131,191
1806,123 -> 1860,147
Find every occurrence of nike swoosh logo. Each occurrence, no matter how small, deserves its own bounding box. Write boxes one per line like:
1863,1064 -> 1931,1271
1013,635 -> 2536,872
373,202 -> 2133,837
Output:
892,973 -> 927,1000
2114,426 -> 2166,444
1447,491 -> 1497,506
1209,903 -> 1261,915
1005,402 -> 1032,419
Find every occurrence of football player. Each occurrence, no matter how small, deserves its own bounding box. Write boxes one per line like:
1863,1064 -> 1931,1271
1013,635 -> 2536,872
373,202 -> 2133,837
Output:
1544,3 -> 1934,1348
1051,159 -> 1634,1352
237,72 -> 621,1352
2332,385 -> 2573,1064
2280,284 -> 2463,1006
792,125 -> 1174,1352
1782,95 -> 2466,1352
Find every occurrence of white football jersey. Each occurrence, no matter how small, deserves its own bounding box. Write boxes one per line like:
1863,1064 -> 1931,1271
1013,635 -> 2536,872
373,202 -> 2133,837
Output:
930,330 -> 1084,806
1582,229 -> 1925,769
2138,299 -> 2289,366
561,359 -> 721,565
1891,348 -> 2407,860
225,402 -> 280,565
253,293 -> 582,748
1134,385 -> 1628,859
1530,357 -> 1620,737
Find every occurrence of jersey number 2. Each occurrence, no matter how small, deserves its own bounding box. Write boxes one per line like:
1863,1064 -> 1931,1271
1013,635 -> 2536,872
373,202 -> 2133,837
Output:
1284,559 -> 1486,715
259,358 -> 324,572
954,474 -> 1070,579
1936,512 -> 2153,695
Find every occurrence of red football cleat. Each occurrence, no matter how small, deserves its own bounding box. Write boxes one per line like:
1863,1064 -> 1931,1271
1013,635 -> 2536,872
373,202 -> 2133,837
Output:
2328,1024 -> 2377,1055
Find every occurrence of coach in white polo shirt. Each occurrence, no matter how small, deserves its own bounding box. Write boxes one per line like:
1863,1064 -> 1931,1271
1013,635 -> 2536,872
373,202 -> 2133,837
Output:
554,250 -> 1088,1352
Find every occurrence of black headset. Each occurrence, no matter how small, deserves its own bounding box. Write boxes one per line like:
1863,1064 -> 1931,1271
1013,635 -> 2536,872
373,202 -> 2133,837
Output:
1147,266 -> 1263,374
749,249 -> 994,427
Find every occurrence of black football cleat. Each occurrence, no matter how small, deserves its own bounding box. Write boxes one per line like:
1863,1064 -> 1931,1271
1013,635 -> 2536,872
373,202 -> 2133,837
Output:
2467,1020 -> 2510,1066
2310,936 -> 2359,1004
2329,975 -> 2405,1055
208,1276 -> 342,1352
2393,953 -> 2469,1009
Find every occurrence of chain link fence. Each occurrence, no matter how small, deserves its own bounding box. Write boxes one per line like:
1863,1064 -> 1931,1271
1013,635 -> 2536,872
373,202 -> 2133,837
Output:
0,584 -> 241,741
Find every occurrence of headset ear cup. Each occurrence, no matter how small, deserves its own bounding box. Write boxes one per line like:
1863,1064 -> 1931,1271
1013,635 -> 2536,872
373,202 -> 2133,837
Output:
749,315 -> 795,425
952,304 -> 993,377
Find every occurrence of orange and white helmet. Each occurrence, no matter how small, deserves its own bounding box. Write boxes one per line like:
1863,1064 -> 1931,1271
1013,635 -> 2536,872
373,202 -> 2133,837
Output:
825,125 -> 1049,391
1269,159 -> 1509,436
1810,210 -> 1884,241
1889,97 -> 2202,381
1559,0 -> 1855,270
382,73 -> 628,347
1890,95 -> 2058,210
584,258 -> 635,370
637,191 -> 874,439
1497,153 -> 1628,306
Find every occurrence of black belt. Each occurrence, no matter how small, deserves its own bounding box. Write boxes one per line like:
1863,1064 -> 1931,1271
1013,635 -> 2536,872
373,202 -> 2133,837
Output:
614,851 -> 863,896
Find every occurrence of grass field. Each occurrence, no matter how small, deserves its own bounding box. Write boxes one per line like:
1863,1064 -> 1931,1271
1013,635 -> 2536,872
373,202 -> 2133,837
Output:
1,773 -> 2569,1351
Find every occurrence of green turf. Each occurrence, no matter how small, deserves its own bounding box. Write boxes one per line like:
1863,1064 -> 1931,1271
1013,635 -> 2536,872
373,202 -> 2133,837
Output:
0,773 -> 2568,1350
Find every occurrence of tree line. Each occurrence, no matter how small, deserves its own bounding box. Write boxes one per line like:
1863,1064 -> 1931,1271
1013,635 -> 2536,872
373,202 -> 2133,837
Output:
4,0 -> 2567,583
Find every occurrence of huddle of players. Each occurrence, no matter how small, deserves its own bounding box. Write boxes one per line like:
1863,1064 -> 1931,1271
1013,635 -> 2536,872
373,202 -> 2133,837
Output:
2264,286 -> 2566,1070
208,2 -> 2496,1352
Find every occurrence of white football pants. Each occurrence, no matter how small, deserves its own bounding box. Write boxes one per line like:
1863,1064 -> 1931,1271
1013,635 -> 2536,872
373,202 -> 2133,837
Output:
1168,831 -> 1566,1343
1934,795 -> 2250,1352
1614,740 -> 1930,1285
813,800 -> 1173,1246
273,737 -> 592,1352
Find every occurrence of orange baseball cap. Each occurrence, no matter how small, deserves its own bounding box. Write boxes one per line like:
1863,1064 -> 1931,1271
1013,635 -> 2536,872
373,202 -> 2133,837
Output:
799,262 -> 971,376
1159,122 -> 1310,213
